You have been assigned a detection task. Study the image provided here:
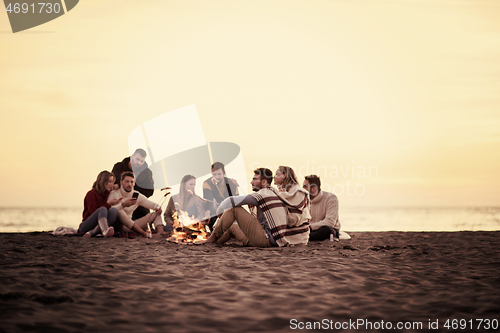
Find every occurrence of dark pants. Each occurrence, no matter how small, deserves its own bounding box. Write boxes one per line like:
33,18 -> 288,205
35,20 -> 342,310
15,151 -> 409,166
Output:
208,216 -> 218,231
78,207 -> 118,235
309,226 -> 339,241
132,205 -> 150,221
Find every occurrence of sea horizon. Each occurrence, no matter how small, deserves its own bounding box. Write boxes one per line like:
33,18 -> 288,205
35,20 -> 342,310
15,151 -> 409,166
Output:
1,206 -> 499,233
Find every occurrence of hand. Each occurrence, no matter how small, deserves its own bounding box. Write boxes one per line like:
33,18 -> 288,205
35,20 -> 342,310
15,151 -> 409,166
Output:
122,197 -> 137,208
155,208 -> 162,216
142,231 -> 152,239
211,177 -> 218,185
113,184 -> 119,190
108,197 -> 123,206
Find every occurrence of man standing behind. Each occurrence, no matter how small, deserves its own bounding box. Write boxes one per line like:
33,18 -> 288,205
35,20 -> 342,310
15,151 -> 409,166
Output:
202,162 -> 239,205
303,175 -> 341,241
108,171 -> 165,237
112,148 -> 154,220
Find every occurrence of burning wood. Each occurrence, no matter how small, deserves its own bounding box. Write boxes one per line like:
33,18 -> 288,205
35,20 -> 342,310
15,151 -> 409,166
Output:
167,210 -> 208,244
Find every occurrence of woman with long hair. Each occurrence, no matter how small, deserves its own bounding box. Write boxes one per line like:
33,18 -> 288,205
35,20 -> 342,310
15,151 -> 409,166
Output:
274,165 -> 299,192
78,170 -> 121,238
164,175 -> 210,229
273,165 -> 311,233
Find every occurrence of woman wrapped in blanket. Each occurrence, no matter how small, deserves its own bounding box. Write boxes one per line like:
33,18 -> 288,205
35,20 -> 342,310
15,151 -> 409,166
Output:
273,165 -> 312,236
78,171 -> 121,238
164,175 -> 211,231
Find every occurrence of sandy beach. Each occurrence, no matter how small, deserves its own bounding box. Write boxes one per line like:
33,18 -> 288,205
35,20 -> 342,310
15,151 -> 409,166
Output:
1,231 -> 499,333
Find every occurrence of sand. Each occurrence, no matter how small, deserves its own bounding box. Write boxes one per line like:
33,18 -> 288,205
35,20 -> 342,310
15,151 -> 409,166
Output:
1,231 -> 499,333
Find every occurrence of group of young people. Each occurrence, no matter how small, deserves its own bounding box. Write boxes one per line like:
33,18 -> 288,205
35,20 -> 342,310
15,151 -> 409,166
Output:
79,149 -> 341,247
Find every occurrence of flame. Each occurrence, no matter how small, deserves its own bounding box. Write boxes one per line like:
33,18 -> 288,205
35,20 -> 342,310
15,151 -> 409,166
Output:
167,210 -> 208,244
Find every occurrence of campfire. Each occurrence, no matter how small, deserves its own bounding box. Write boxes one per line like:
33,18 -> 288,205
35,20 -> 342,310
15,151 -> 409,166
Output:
167,210 -> 209,244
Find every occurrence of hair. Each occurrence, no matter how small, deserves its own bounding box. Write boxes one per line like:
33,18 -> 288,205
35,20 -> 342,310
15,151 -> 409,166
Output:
178,174 -> 197,210
211,162 -> 225,173
92,171 -> 115,194
278,165 -> 298,192
305,174 -> 321,192
254,168 -> 273,186
121,171 -> 135,181
133,148 -> 147,158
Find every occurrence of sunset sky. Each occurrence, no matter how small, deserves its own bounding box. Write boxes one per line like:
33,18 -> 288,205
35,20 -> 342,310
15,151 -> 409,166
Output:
1,0 -> 499,208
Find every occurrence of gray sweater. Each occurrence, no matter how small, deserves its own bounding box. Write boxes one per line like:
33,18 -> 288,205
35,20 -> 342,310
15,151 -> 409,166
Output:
309,190 -> 340,231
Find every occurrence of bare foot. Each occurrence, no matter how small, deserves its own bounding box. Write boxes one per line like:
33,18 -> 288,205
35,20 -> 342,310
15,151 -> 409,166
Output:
196,233 -> 217,244
104,226 -> 114,238
83,232 -> 91,238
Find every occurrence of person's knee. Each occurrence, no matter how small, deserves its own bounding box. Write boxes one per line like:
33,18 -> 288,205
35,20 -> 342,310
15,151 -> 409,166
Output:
309,226 -> 334,241
319,226 -> 333,234
232,207 -> 249,219
153,215 -> 163,227
108,208 -> 119,223
97,206 -> 107,215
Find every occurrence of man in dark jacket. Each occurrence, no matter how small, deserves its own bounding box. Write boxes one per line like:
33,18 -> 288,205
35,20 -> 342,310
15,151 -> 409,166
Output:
112,148 -> 154,220
202,162 -> 239,205
202,162 -> 238,230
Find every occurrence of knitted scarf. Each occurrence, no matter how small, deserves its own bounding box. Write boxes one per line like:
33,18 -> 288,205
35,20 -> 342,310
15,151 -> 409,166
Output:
250,185 -> 310,247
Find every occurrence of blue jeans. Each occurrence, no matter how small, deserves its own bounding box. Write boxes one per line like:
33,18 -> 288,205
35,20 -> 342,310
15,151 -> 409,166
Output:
78,207 -> 118,235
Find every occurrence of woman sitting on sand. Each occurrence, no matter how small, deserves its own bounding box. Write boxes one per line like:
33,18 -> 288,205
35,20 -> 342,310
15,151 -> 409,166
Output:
274,165 -> 299,192
164,175 -> 211,230
78,170 -> 121,238
273,165 -> 312,234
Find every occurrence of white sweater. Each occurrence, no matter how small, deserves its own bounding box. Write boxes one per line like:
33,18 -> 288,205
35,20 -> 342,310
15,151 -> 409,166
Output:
309,190 -> 340,231
107,187 -> 159,229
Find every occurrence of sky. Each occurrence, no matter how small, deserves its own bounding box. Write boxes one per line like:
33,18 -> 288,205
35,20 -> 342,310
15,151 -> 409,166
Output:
1,0 -> 499,208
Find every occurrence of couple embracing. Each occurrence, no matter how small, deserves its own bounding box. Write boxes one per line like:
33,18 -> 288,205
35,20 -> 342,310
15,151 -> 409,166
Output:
203,166 -> 311,247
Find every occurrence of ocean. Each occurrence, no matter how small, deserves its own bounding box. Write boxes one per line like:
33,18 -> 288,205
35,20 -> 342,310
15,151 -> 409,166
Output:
0,206 -> 499,233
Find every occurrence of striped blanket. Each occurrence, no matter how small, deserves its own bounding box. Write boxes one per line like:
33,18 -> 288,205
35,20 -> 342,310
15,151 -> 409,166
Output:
250,185 -> 311,247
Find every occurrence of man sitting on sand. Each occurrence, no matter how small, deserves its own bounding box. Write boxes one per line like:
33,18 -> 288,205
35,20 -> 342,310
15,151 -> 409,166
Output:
203,168 -> 310,247
303,174 -> 340,241
202,162 -> 239,230
112,148 -> 154,221
202,162 -> 239,204
108,171 -> 165,237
